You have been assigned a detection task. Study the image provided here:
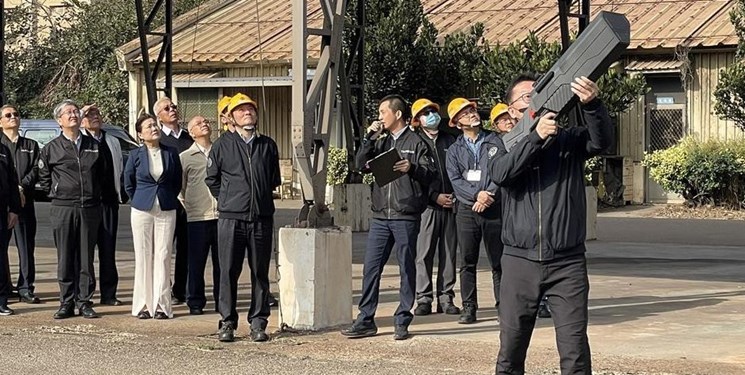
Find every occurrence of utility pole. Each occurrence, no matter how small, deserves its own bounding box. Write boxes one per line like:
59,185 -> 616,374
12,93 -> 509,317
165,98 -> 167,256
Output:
134,0 -> 173,113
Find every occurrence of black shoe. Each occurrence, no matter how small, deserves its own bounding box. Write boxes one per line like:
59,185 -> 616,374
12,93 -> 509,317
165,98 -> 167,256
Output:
100,298 -> 123,306
437,302 -> 461,315
79,305 -> 100,319
458,304 -> 477,324
393,325 -> 410,340
54,305 -> 74,319
267,293 -> 278,307
218,322 -> 235,342
19,291 -> 40,304
250,328 -> 269,342
189,307 -> 204,315
137,311 -> 151,319
537,301 -> 552,318
0,305 -> 14,316
340,321 -> 378,338
154,312 -> 169,320
172,296 -> 185,305
414,303 -> 431,316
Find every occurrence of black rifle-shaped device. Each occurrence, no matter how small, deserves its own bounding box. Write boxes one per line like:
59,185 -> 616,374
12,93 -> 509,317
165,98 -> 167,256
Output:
501,11 -> 631,152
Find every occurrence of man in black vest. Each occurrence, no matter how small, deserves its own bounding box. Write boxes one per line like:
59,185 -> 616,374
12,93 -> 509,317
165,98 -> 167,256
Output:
1,104 -> 41,304
154,97 -> 193,305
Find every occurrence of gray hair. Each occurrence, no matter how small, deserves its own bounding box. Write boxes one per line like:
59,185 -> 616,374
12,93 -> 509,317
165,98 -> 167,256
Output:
0,104 -> 18,113
153,97 -> 172,115
54,99 -> 80,119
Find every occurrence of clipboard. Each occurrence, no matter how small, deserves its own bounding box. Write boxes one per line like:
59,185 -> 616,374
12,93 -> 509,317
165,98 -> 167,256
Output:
368,148 -> 405,187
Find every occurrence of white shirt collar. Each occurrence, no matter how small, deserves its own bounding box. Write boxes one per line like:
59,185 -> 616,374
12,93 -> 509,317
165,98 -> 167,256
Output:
391,126 -> 406,140
161,125 -> 182,138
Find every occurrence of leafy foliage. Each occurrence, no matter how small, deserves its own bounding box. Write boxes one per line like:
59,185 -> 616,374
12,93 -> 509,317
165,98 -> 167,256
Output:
4,0 -> 206,124
643,137 -> 745,208
714,0 -> 745,132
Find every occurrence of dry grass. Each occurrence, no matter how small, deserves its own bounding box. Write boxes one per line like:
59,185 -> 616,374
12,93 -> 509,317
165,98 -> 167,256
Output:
651,204 -> 745,220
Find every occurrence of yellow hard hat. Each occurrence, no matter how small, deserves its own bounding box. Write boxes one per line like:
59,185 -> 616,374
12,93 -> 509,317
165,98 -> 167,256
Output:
447,98 -> 476,126
228,93 -> 258,113
410,98 -> 440,125
489,103 -> 510,124
218,96 -> 231,114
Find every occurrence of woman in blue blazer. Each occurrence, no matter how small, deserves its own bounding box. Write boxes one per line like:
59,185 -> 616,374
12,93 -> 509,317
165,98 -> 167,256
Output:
124,114 -> 182,320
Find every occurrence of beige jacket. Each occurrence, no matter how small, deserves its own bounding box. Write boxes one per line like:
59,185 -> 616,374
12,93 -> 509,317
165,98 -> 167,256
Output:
179,142 -> 218,222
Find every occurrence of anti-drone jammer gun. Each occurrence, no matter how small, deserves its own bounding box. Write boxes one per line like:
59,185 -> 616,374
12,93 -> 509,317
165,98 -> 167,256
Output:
501,11 -> 631,152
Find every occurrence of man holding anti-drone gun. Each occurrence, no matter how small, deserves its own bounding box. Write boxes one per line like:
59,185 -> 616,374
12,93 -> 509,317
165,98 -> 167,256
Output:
488,10 -> 627,375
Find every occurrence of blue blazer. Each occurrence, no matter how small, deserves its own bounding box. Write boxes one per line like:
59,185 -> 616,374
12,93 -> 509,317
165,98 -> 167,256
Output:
124,144 -> 182,211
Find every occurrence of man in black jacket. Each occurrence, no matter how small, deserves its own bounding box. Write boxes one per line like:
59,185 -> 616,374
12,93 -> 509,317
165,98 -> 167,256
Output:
39,100 -> 117,320
409,98 -> 459,317
1,104 -> 41,304
154,97 -> 192,305
340,95 -> 435,341
445,98 -> 504,325
0,139 -> 21,316
489,74 -> 613,375
206,93 -> 280,343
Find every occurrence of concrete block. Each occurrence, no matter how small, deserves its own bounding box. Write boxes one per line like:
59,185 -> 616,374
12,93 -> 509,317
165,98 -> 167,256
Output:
586,186 -> 598,241
277,226 -> 353,331
330,184 -> 371,232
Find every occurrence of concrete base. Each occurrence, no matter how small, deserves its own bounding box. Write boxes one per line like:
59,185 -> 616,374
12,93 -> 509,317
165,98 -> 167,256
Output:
277,226 -> 353,331
330,184 -> 371,232
586,186 -> 598,240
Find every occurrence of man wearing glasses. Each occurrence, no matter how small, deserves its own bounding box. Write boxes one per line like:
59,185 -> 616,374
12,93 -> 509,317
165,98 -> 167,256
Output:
153,97 -> 193,305
0,108 -> 22,316
444,98 -> 504,325
80,104 -> 124,306
179,115 -> 220,316
38,100 -> 117,319
1,105 -> 41,305
489,73 -> 614,374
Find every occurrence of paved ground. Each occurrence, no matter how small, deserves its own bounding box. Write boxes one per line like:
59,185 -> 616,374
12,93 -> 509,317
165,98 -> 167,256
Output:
1,201 -> 744,374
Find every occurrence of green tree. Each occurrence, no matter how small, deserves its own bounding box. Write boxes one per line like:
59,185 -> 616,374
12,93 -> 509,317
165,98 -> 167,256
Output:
4,0 -> 206,124
714,0 -> 745,132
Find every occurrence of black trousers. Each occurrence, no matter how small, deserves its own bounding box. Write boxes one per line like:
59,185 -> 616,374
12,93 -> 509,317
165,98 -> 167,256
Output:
415,207 -> 457,305
497,254 -> 591,375
6,201 -> 36,293
217,217 -> 273,330
97,203 -> 119,301
50,205 -> 101,308
0,207 -> 11,305
455,207 -> 503,309
171,203 -> 188,299
356,218 -> 419,327
187,219 -> 220,310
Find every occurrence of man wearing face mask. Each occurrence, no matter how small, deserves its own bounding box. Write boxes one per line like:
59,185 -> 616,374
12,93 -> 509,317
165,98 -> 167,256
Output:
206,93 -> 280,343
445,98 -> 504,325
409,98 -> 459,317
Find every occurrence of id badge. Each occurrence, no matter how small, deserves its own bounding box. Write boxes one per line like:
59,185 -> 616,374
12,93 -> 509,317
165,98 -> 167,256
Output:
466,169 -> 481,182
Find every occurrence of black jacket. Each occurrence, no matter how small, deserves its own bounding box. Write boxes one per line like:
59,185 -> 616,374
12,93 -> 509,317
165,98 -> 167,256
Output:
357,126 -> 435,220
159,127 -> 194,154
38,133 -> 117,207
416,130 -> 456,211
205,132 -> 281,221
0,133 -> 39,201
0,142 -> 22,214
446,129 -> 502,219
488,99 -> 613,261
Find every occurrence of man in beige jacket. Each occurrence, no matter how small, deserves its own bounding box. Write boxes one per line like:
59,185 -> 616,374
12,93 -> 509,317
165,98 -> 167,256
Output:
179,115 -> 220,315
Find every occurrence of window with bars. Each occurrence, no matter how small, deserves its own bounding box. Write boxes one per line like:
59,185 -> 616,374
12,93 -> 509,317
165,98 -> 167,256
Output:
175,88 -> 219,138
648,107 -> 684,152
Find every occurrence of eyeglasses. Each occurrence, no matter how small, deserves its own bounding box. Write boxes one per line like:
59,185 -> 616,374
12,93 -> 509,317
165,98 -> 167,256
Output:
61,110 -> 79,117
163,104 -> 178,112
421,108 -> 438,116
84,109 -> 100,117
509,93 -> 532,106
3,112 -> 20,119
456,107 -> 477,122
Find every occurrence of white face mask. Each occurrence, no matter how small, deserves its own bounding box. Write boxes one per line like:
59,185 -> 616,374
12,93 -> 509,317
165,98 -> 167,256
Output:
422,112 -> 441,129
242,125 -> 255,131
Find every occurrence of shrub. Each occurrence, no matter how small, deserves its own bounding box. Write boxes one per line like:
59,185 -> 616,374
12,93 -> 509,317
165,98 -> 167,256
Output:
326,146 -> 375,186
643,137 -> 745,208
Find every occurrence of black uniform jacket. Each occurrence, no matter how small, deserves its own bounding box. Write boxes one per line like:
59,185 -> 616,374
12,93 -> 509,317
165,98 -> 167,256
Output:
0,142 -> 22,214
205,131 -> 281,221
0,134 -> 39,198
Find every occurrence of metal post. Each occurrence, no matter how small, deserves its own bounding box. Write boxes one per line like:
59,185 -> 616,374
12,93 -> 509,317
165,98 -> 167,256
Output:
1,0 -> 5,105
135,0 -> 173,113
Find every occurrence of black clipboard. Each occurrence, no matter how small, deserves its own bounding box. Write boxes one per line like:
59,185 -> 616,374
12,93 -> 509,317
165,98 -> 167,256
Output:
368,148 -> 405,187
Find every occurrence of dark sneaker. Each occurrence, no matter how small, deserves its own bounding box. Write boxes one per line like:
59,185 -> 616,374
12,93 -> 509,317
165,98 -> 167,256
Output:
458,304 -> 477,324
0,305 -> 14,316
437,302 -> 461,315
218,322 -> 235,342
537,300 -> 552,318
19,291 -> 41,304
79,304 -> 100,319
393,325 -> 410,340
340,321 -> 378,338
414,303 -> 431,316
250,328 -> 269,342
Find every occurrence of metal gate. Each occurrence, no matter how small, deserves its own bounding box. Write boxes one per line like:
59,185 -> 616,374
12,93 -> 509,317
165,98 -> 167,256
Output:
646,103 -> 685,203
